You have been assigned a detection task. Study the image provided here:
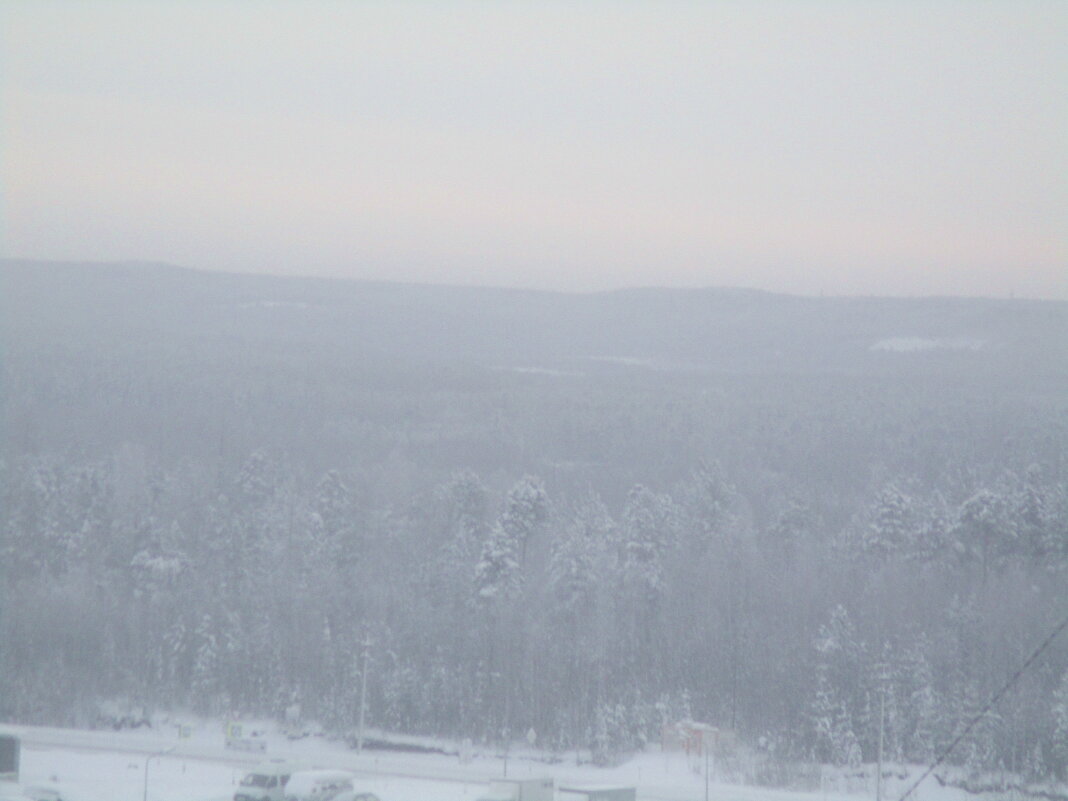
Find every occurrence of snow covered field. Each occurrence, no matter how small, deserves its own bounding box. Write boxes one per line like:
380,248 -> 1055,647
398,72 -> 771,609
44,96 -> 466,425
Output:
1,721 -> 973,801
11,731 -> 476,801
16,746 -> 478,801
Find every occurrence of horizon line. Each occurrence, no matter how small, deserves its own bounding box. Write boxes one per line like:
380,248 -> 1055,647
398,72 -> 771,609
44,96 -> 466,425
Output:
0,256 -> 1062,304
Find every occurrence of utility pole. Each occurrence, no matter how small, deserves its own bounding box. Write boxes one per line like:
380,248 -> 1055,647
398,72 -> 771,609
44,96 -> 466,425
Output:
502,725 -> 510,778
143,746 -> 174,801
704,738 -> 710,801
356,636 -> 371,753
876,690 -> 885,801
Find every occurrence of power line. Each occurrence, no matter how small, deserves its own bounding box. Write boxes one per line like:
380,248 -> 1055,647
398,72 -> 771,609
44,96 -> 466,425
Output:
897,612 -> 1068,801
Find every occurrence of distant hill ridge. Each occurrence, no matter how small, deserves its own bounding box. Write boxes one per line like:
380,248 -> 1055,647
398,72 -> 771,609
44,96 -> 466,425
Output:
2,258 -> 1065,377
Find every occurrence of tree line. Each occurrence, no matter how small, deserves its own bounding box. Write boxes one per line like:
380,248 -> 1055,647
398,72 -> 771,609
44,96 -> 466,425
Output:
2,449 -> 1066,780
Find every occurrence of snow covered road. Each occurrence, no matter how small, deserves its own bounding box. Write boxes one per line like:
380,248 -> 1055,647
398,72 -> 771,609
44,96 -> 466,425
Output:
0,722 -> 931,801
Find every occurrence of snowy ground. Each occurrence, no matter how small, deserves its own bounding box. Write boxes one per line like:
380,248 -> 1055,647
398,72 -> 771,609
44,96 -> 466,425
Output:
15,745 -> 475,801
0,719 -> 974,801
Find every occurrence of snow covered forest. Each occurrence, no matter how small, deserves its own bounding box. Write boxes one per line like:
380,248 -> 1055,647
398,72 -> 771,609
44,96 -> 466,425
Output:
2,261 -> 1067,781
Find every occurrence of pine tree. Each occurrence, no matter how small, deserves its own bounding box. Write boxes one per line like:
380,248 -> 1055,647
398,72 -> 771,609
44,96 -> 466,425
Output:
832,701 -> 862,768
589,700 -> 638,765
549,494 -> 612,616
1052,669 -> 1068,780
676,464 -> 736,554
942,672 -> 993,771
862,646 -> 904,763
438,471 -> 489,567
315,470 -> 359,568
1042,484 -> 1068,568
863,484 -> 916,559
763,494 -> 814,557
618,485 -> 673,606
810,605 -> 867,764
235,450 -> 274,507
11,461 -> 66,577
473,522 -> 521,603
910,491 -> 952,563
499,475 -> 548,565
162,618 -> 188,698
952,489 -> 1015,580
1013,466 -> 1049,561
62,462 -> 112,567
191,613 -> 219,714
811,662 -> 838,763
902,639 -> 938,763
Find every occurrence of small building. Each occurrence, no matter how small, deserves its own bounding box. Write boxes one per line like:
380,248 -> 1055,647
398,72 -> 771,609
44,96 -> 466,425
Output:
661,720 -> 736,757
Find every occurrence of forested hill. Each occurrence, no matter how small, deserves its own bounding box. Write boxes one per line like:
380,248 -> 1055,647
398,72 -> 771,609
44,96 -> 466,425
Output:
2,257 -> 1065,503
3,259 -> 1065,377
2,259 -> 1068,782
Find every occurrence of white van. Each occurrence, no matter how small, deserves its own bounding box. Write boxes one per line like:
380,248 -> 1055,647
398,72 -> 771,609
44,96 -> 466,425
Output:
283,770 -> 354,801
234,761 -> 297,801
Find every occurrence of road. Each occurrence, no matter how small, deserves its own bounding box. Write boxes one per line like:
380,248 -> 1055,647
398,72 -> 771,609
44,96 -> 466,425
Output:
0,723 -> 872,801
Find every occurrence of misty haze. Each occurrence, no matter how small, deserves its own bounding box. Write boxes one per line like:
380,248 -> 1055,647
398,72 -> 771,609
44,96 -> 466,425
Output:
1,4 -> 1067,801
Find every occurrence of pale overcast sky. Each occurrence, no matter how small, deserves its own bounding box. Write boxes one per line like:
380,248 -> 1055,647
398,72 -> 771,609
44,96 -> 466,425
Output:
2,2 -> 1065,297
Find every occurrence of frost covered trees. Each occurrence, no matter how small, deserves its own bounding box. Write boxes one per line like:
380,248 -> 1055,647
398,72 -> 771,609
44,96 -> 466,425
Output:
549,494 -> 612,617
863,484 -> 916,559
438,470 -> 489,565
473,476 -> 548,602
1053,670 -> 1068,780
1,447 -> 1065,775
314,470 -> 360,568
901,639 -> 939,763
499,475 -> 548,565
190,613 -> 219,714
546,494 -> 614,745
618,484 -> 673,607
473,522 -> 522,603
951,489 -> 1015,580
811,606 -> 864,766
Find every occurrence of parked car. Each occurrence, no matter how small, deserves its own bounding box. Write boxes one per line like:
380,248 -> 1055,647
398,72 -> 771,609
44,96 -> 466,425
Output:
283,770 -> 354,801
333,793 -> 379,801
234,760 -> 298,801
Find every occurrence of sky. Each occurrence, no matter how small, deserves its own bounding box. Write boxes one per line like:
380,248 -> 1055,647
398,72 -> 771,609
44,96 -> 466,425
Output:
1,1 -> 1065,298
